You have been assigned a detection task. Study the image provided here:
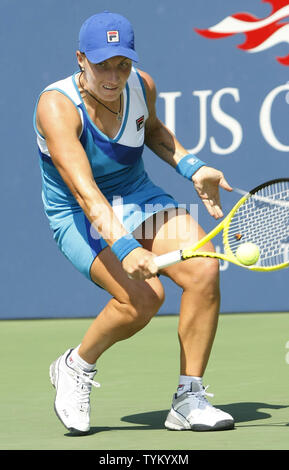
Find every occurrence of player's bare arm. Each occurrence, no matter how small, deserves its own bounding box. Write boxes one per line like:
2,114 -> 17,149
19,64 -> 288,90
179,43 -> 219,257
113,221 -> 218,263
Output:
37,91 -> 129,244
140,70 -> 232,218
141,69 -> 187,166
36,91 -> 157,279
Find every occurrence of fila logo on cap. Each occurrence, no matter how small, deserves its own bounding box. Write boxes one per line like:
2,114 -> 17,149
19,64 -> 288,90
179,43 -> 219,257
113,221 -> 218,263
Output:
107,30 -> 120,43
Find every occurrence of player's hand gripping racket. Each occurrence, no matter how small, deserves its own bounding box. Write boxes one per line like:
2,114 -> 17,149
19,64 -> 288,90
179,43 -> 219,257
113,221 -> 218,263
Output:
154,178 -> 289,272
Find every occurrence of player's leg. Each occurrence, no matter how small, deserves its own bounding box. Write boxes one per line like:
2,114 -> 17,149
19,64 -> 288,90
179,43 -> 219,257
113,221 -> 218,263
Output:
139,208 -> 219,376
159,227 -> 220,378
50,213 -> 164,433
77,247 -> 165,364
50,250 -> 164,434
138,208 -> 234,431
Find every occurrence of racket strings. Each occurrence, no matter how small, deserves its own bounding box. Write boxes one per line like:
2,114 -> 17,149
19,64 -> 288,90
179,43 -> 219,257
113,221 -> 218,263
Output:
226,181 -> 289,267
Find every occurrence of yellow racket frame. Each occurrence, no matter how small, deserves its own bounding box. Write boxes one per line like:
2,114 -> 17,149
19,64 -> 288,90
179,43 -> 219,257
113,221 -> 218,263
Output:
181,194 -> 289,272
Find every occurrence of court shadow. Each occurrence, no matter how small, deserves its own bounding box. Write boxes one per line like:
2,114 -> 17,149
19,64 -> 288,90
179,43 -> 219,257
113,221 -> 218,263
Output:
121,409 -> 169,429
64,410 -> 168,436
120,402 -> 289,429
215,402 -> 289,425
64,402 -> 289,436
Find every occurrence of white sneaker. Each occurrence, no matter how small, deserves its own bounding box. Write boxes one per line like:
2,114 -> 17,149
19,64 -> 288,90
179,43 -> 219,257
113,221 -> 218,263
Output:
49,349 -> 100,434
165,382 -> 234,431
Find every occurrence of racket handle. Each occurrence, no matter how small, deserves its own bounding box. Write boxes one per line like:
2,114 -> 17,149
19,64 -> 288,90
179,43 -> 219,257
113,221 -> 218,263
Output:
154,250 -> 182,269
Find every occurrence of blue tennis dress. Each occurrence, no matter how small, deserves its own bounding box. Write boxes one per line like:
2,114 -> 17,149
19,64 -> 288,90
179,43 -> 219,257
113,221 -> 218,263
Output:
34,67 -> 179,280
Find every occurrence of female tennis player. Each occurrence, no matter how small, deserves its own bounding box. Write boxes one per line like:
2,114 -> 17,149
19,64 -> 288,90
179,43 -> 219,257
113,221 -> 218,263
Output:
34,11 -> 234,433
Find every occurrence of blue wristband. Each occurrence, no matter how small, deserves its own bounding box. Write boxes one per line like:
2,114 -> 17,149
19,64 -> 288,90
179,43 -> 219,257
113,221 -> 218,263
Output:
111,235 -> 142,262
176,154 -> 206,180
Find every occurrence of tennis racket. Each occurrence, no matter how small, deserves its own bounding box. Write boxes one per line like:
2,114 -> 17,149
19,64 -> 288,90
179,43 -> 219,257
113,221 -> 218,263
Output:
154,178 -> 289,272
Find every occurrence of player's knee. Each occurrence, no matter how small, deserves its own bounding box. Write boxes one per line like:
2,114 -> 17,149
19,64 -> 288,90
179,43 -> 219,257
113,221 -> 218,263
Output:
127,284 -> 165,327
173,256 -> 220,293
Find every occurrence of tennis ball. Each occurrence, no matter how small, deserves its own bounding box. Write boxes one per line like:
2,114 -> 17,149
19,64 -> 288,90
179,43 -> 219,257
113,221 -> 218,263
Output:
236,242 -> 260,266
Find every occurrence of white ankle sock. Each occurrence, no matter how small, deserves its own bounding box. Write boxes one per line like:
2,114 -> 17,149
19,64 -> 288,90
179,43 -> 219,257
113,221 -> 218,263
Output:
68,346 -> 96,372
177,375 -> 203,396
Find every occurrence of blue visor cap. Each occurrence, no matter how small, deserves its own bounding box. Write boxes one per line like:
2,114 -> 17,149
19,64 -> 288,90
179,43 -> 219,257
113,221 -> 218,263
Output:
79,11 -> 139,64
